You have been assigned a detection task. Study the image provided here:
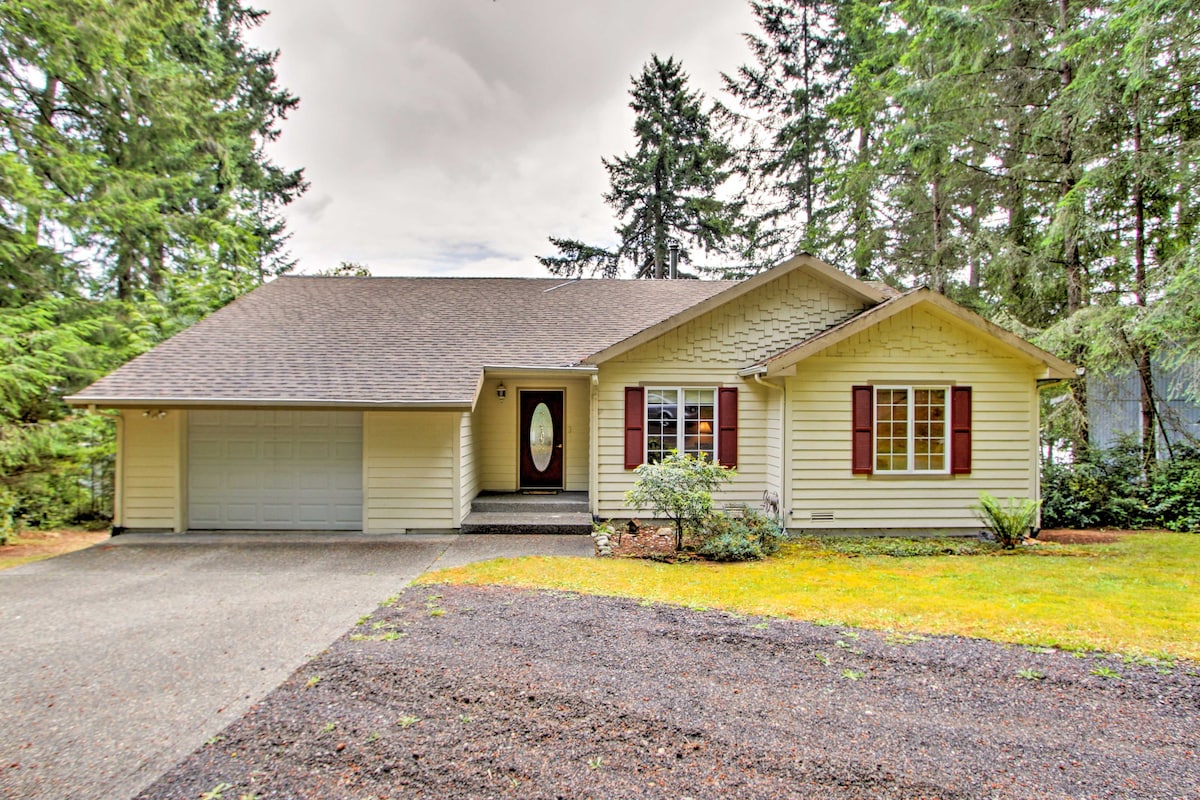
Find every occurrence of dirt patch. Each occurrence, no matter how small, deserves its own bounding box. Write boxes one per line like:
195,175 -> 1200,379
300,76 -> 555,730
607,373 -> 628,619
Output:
139,584 -> 1199,800
0,528 -> 109,569
1036,529 -> 1140,544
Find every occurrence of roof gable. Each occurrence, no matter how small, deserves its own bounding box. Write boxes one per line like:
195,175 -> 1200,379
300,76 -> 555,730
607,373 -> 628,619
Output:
582,254 -> 886,365
746,289 -> 1076,380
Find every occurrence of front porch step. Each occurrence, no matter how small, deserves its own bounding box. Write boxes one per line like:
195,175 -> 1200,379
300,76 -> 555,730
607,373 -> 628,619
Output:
460,511 -> 593,535
470,492 -> 589,515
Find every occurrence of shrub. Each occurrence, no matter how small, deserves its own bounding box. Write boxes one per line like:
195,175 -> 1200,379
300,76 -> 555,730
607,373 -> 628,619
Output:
696,507 -> 786,562
1147,446 -> 1200,532
1041,443 -> 1200,532
624,451 -> 734,550
974,493 -> 1040,549
1041,442 -> 1146,529
0,489 -> 15,546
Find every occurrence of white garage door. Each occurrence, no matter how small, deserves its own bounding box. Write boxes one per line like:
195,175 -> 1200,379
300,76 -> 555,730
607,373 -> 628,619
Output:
188,410 -> 363,530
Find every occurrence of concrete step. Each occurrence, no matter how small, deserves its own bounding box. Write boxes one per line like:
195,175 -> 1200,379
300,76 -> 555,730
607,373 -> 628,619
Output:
459,511 -> 594,535
470,493 -> 590,514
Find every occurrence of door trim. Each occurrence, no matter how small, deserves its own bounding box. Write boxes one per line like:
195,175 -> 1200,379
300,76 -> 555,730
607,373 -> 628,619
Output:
517,388 -> 565,490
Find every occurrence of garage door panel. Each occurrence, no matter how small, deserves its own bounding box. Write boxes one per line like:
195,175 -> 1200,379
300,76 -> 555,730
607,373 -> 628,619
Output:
188,410 -> 363,530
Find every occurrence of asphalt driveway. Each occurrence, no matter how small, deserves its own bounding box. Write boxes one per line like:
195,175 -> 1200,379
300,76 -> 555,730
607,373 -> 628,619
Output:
0,532 -> 591,800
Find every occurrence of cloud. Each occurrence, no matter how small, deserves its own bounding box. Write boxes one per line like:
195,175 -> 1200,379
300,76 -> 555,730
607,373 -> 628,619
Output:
248,0 -> 757,277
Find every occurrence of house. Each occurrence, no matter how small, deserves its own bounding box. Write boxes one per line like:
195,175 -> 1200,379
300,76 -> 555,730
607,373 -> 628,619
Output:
1088,353 -> 1199,455
66,254 -> 1075,536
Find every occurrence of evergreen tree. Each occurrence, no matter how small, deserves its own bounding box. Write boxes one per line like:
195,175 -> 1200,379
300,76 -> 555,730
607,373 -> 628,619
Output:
721,0 -> 861,268
0,0 -> 305,527
539,55 -> 738,278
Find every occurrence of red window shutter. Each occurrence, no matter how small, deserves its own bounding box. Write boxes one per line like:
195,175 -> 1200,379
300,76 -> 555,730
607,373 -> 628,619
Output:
950,386 -> 972,475
624,386 -> 644,469
851,385 -> 873,475
717,387 -> 738,468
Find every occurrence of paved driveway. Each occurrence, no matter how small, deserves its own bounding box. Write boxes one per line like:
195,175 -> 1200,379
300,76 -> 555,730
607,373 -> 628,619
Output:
0,532 -> 591,800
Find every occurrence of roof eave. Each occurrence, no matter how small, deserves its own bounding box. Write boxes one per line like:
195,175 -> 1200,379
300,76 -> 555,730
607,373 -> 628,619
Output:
64,396 -> 475,411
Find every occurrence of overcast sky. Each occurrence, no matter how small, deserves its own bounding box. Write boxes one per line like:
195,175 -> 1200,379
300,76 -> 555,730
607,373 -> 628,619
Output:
247,1 -> 758,277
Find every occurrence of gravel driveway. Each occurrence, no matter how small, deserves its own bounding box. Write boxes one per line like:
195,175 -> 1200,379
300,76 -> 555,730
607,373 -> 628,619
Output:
139,584 -> 1199,800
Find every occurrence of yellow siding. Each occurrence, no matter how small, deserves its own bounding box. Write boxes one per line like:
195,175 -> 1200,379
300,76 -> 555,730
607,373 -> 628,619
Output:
475,377 -> 590,492
363,411 -> 457,532
459,411 -> 477,524
119,409 -> 187,531
595,268 -> 867,519
786,304 -> 1040,532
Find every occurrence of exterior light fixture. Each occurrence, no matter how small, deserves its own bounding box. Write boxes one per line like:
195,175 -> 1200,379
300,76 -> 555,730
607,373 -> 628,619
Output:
496,383 -> 507,400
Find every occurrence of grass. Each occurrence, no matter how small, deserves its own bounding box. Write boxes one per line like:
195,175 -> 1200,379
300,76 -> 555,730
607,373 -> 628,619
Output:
419,532 -> 1200,661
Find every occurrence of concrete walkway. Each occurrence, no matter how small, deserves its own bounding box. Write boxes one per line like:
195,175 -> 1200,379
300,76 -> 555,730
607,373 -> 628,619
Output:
0,532 -> 591,800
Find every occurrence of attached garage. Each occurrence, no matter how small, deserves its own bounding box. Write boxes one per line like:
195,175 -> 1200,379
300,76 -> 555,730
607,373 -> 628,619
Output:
188,410 -> 363,530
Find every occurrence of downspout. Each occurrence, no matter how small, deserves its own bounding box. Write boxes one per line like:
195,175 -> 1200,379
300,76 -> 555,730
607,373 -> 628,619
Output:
589,373 -> 600,518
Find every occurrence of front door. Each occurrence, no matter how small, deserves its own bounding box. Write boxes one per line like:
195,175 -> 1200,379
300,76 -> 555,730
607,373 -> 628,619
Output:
519,390 -> 564,490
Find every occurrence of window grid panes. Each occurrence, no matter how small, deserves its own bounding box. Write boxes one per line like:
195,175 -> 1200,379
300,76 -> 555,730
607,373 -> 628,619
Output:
875,386 -> 947,473
646,388 -> 716,463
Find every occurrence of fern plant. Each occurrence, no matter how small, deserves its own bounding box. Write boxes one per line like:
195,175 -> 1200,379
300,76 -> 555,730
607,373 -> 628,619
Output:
974,492 -> 1040,549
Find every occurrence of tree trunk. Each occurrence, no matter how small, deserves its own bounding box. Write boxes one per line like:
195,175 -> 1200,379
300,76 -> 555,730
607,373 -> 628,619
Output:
1131,102 -> 1157,468
930,176 -> 946,294
852,128 -> 872,281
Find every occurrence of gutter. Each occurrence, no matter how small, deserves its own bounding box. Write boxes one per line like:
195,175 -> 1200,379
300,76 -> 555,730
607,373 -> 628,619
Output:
481,365 -> 599,375
64,396 -> 475,410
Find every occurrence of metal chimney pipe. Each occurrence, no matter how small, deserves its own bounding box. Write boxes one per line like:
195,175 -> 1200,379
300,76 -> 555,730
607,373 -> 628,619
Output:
668,239 -> 679,279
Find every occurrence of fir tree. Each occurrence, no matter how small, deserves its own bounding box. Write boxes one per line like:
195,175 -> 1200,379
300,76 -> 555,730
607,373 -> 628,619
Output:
539,55 -> 738,278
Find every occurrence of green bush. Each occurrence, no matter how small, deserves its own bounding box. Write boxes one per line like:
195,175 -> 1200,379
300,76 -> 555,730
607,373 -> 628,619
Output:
1147,446 -> 1200,532
696,507 -> 786,562
1041,443 -> 1200,532
0,489 -> 15,545
625,451 -> 734,550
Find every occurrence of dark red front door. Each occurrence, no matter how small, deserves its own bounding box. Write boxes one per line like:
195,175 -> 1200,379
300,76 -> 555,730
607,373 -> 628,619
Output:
519,390 -> 564,490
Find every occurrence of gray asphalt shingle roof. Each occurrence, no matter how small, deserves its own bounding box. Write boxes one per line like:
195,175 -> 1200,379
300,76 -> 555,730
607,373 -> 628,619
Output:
69,276 -> 739,407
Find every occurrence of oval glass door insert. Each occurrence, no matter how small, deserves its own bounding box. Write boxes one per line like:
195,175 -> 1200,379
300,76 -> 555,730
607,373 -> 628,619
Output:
529,402 -> 554,472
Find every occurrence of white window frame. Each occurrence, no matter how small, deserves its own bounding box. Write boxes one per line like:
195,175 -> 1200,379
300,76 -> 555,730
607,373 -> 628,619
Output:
873,385 -> 950,475
644,386 -> 718,464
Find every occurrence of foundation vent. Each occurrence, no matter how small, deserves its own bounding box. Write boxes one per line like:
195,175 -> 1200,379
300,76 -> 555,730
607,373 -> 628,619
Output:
810,511 -> 835,522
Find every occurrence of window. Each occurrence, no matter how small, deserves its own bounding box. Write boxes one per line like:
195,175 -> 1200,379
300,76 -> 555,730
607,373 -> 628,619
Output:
875,387 -> 947,473
624,386 -> 737,469
645,388 -> 715,463
852,385 -> 971,475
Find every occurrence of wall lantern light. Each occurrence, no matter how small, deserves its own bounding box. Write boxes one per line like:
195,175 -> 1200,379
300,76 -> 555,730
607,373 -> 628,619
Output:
496,383 -> 507,400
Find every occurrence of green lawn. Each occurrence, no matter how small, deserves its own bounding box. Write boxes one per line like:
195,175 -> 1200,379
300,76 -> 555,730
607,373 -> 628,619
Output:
420,532 -> 1200,661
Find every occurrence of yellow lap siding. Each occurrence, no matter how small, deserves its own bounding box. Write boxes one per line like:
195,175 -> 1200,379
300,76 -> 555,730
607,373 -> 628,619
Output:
459,411 -> 477,523
787,305 -> 1040,532
474,377 -> 590,492
363,411 -> 457,532
118,410 -> 187,531
595,371 -> 773,517
594,267 -> 869,520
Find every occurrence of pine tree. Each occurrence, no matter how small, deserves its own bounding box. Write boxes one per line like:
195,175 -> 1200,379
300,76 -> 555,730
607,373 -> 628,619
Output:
539,55 -> 737,278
